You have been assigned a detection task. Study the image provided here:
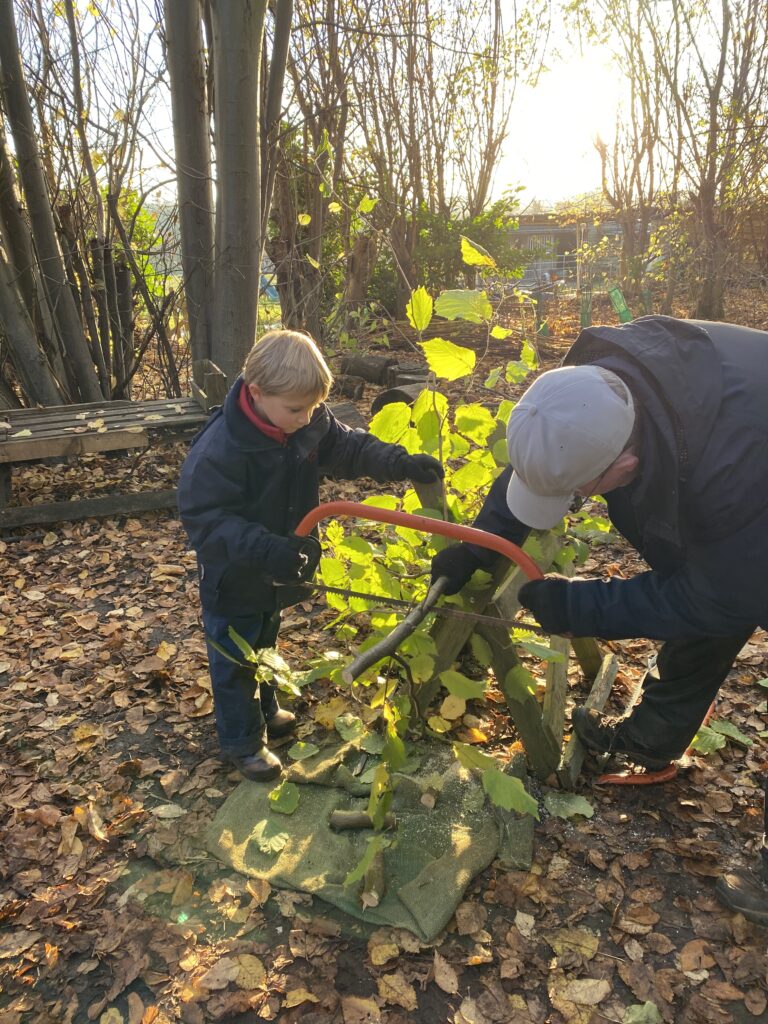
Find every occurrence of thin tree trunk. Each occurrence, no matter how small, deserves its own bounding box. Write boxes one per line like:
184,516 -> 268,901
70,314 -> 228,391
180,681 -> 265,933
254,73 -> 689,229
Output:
0,250 -> 62,405
164,0 -> 214,376
115,257 -> 134,399
0,0 -> 102,401
104,245 -> 125,394
209,0 -> 267,381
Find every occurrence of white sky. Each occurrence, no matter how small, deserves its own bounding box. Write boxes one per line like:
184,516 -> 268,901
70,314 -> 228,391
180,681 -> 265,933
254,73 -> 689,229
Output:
493,52 -> 624,206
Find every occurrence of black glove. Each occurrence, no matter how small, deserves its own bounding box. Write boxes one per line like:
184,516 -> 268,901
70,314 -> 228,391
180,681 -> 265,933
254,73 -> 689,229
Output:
517,575 -> 572,635
264,534 -> 321,584
430,543 -> 481,595
400,453 -> 444,484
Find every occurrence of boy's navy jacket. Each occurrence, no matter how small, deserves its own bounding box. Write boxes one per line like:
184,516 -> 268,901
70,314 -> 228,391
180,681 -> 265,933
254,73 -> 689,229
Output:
471,316 -> 768,640
178,377 -> 409,615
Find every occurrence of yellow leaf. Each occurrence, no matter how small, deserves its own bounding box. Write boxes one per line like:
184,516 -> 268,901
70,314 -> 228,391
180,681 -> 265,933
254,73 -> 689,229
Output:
440,694 -> 466,721
313,695 -> 351,729
11,428 -> 32,437
43,532 -> 58,547
298,213 -> 311,226
546,926 -> 599,960
99,1009 -> 124,1024
155,641 -> 177,661
245,877 -> 271,906
87,418 -> 105,429
143,414 -> 165,421
284,988 -> 319,1007
368,941 -> 399,966
376,971 -> 417,1011
235,953 -> 267,990
341,994 -> 382,1024
73,724 -> 104,749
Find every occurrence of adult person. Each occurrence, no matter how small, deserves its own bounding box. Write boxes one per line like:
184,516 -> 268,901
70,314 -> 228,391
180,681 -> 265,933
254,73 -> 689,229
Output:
430,315 -> 768,920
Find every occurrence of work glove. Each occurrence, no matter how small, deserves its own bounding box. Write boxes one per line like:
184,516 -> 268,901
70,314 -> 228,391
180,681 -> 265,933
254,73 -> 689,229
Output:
430,543 -> 482,595
517,574 -> 573,635
264,534 -> 321,584
399,453 -> 444,484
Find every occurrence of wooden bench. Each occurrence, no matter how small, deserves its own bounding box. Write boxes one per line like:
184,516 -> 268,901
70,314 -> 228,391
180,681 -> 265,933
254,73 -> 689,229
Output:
0,361 -> 366,530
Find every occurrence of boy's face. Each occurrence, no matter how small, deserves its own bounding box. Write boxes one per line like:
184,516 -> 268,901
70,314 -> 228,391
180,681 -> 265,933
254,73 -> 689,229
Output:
248,385 -> 320,434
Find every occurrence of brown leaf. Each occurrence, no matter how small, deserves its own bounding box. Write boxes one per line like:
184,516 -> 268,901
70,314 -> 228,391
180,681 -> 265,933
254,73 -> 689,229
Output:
341,995 -> 382,1024
432,950 -> 460,994
701,979 -> 744,1002
377,971 -> 418,1011
455,900 -> 488,936
679,939 -> 716,972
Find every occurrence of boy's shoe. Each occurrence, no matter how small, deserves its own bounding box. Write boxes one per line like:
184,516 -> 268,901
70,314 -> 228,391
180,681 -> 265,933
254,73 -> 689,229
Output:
715,865 -> 768,926
232,746 -> 282,782
571,707 -> 673,772
265,707 -> 296,739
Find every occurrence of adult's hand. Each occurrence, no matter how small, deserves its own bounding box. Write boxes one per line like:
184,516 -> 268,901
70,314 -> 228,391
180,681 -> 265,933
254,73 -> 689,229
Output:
517,575 -> 574,635
430,543 -> 481,595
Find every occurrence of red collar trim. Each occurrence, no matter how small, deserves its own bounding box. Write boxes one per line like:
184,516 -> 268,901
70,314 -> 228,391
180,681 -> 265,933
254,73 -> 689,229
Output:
238,383 -> 287,444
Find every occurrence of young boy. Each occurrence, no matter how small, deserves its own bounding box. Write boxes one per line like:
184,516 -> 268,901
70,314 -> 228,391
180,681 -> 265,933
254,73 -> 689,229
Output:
178,329 -> 442,782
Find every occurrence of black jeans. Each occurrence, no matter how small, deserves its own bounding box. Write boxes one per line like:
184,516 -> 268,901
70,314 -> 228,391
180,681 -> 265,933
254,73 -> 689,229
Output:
616,631 -> 755,761
202,607 -> 281,758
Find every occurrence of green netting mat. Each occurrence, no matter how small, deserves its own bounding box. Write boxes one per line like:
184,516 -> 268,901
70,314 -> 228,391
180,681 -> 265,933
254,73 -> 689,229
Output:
206,741 -> 529,941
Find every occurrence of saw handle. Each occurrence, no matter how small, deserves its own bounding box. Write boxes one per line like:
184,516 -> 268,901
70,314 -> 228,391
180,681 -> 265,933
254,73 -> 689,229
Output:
294,500 -> 543,581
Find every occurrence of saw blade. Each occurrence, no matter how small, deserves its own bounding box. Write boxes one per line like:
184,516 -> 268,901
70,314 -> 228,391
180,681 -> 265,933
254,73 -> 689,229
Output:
307,582 -> 549,635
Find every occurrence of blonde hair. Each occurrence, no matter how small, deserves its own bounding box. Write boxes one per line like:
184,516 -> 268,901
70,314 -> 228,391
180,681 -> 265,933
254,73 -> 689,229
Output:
243,329 -> 333,400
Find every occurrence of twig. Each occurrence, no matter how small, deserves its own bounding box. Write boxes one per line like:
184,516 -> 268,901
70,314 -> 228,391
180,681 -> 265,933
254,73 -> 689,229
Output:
341,576 -> 450,684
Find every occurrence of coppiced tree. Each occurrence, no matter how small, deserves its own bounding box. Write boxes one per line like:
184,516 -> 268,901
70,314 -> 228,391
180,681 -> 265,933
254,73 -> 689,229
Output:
163,0 -> 292,383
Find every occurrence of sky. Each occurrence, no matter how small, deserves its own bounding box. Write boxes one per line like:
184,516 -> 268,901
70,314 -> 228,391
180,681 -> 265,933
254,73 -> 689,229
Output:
493,52 -> 624,207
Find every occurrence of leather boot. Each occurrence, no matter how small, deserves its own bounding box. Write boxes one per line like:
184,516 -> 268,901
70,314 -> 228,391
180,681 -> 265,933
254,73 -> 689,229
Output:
231,746 -> 282,782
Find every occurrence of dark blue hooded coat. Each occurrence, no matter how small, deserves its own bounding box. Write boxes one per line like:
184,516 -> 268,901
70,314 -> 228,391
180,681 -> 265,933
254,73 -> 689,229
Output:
178,377 -> 409,616
471,316 -> 768,640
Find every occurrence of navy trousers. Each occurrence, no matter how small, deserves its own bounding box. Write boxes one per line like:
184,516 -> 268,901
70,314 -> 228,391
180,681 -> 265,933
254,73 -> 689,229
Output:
202,607 -> 281,758
617,631 -> 754,761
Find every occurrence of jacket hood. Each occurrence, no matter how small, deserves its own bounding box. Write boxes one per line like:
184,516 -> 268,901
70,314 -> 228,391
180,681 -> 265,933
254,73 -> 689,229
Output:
564,316 -> 723,469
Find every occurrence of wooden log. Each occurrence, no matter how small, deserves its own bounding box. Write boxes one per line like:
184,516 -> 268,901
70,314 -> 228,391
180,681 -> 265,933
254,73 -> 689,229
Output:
384,361 -> 427,387
542,635 -> 572,749
557,653 -> 619,789
340,353 -> 397,384
335,375 -> 365,400
370,382 -> 425,415
361,847 -> 386,908
0,487 -> 179,530
478,620 -> 562,780
571,636 -> 603,681
328,810 -> 396,832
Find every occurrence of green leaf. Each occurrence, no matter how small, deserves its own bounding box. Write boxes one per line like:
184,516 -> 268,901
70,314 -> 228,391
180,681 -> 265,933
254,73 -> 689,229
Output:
519,640 -> 566,663
543,792 -> 594,819
709,719 -> 753,747
419,337 -> 476,381
366,763 -> 392,828
482,768 -> 539,818
428,715 -> 452,733
409,653 -> 435,683
226,627 -> 259,663
454,403 -> 496,445
520,338 -> 538,369
453,741 -> 497,773
327,201 -> 342,213
335,713 -> 365,742
287,741 -> 320,761
357,195 -> 378,214
505,359 -> 531,384
440,668 -> 486,700
450,460 -> 493,492
623,1002 -> 663,1024
361,494 -> 399,510
297,212 -> 311,226
689,725 -> 727,754
382,726 -> 407,771
406,286 -> 433,332
369,402 -> 411,442
412,387 -> 447,425
460,235 -> 497,268
268,780 -> 300,815
435,289 -> 492,324
504,665 -> 537,702
490,325 -> 513,340
344,834 -> 390,887
252,819 -> 289,854
756,677 -> 768,688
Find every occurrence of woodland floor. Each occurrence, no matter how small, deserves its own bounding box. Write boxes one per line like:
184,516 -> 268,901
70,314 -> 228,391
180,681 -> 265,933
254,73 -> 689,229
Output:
1,293 -> 767,1024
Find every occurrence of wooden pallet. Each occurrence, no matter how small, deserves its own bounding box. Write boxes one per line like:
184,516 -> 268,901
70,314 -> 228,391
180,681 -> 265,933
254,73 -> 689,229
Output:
0,384 -> 366,529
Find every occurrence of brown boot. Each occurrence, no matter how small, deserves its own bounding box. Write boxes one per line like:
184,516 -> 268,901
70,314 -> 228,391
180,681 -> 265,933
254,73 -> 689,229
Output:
265,707 -> 297,739
232,746 -> 282,782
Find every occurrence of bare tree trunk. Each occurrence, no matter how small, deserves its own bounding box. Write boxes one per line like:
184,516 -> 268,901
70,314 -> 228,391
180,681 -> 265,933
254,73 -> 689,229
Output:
0,117 -> 67,388
115,257 -> 134,398
0,249 -> 62,405
0,0 -> 102,400
209,0 -> 267,381
164,0 -> 214,375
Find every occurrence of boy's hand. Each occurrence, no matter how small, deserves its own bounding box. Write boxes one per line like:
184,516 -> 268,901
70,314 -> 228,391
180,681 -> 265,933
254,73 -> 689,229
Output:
400,453 -> 444,483
265,535 -> 319,583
